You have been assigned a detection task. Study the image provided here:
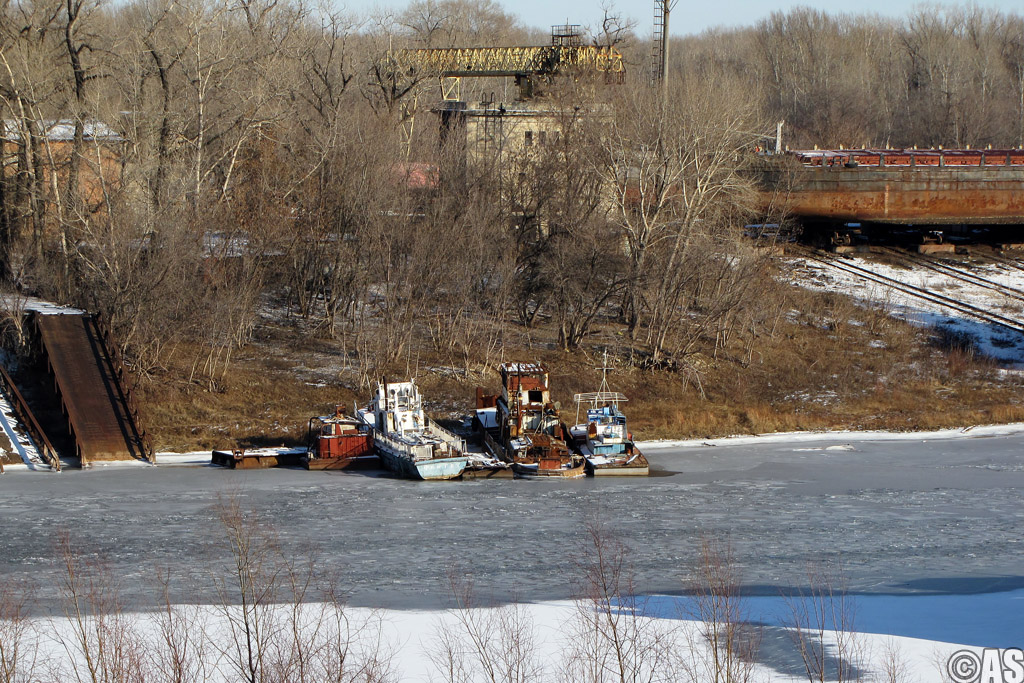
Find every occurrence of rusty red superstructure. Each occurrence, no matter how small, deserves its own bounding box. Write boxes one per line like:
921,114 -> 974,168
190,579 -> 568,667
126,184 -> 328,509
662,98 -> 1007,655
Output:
305,406 -> 377,470
486,362 -> 585,478
757,149 -> 1024,226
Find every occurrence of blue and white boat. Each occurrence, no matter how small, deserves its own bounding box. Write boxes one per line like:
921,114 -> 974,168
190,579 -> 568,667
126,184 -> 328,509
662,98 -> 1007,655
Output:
569,354 -> 649,476
361,379 -> 468,480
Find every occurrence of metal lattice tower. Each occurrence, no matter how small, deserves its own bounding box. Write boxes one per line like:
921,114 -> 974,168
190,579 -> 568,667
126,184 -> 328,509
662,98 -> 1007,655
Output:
650,1 -> 665,85
551,23 -> 583,47
650,0 -> 674,100
478,94 -> 504,158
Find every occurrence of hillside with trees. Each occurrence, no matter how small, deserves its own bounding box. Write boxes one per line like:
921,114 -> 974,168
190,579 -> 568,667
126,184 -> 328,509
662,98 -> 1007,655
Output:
0,0 -> 1021,449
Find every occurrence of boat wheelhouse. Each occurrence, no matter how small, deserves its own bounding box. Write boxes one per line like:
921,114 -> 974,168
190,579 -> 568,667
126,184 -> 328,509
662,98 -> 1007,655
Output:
305,405 -> 377,470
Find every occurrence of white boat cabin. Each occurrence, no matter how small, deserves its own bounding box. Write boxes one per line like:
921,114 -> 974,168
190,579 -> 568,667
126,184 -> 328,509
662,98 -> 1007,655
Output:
583,405 -> 629,454
370,380 -> 427,435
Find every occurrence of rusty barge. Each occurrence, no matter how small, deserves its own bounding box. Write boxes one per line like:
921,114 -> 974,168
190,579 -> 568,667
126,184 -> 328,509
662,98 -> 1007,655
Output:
756,149 -> 1024,239
211,447 -> 306,469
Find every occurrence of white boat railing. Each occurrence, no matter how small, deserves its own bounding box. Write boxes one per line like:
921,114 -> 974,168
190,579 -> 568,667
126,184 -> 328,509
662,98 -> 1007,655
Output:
427,418 -> 467,455
572,391 -> 627,404
376,431 -> 434,461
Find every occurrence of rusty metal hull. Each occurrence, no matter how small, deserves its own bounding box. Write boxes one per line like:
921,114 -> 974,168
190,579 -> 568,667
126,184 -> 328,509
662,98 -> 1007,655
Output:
511,459 -> 586,478
211,448 -> 306,469
461,464 -> 515,479
757,150 -> 1024,225
306,454 -> 381,470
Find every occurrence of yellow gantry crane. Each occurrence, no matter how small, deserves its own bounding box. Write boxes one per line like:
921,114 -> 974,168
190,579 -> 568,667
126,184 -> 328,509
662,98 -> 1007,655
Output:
391,43 -> 625,101
384,25 -> 624,157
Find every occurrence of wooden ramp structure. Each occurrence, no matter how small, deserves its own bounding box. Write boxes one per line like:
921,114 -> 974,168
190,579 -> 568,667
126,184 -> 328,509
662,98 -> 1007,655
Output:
33,313 -> 152,465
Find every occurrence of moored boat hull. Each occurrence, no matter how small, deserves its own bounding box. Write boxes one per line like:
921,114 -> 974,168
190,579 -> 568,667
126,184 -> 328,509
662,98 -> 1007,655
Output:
306,408 -> 377,471
363,379 -> 469,481
377,442 -> 468,480
461,465 -> 515,479
211,448 -> 306,469
306,454 -> 381,471
585,453 -> 650,476
512,460 -> 586,479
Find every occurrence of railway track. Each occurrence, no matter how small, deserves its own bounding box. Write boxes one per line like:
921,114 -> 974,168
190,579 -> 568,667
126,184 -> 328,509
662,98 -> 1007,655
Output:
979,251 -> 1024,277
877,247 -> 1024,305
792,246 -> 1024,334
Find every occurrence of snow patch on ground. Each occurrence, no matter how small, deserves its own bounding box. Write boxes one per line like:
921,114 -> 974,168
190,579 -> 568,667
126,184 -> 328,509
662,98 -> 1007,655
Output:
641,421 -> 1024,450
0,393 -> 48,471
20,600 -> 972,683
0,293 -> 83,316
789,256 -> 1024,366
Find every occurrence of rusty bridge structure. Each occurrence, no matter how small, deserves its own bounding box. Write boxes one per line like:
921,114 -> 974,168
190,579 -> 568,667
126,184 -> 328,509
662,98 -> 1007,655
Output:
390,34 -> 624,102
32,312 -> 152,466
392,44 -> 624,93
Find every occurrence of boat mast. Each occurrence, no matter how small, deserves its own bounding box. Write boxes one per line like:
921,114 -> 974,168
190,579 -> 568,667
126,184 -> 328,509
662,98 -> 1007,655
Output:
597,350 -> 614,405
573,351 -> 627,424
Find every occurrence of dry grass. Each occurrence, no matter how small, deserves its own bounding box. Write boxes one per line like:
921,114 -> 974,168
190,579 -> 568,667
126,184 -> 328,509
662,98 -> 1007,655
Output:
138,339 -> 364,452
132,286 -> 1024,452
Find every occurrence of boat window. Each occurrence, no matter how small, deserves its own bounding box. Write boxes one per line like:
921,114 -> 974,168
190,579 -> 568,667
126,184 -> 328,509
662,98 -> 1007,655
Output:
528,390 -> 543,403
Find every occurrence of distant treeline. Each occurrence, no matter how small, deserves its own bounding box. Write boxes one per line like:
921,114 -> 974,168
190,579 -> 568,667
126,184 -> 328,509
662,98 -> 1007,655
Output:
670,5 -> 1024,150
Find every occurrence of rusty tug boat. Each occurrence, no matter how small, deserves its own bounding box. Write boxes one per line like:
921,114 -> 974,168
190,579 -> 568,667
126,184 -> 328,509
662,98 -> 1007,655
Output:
215,361 -> 646,479
475,363 -> 586,478
306,405 -> 377,470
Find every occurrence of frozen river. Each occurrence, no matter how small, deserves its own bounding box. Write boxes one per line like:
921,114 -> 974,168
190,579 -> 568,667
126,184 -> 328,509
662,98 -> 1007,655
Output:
2,429 -> 1023,629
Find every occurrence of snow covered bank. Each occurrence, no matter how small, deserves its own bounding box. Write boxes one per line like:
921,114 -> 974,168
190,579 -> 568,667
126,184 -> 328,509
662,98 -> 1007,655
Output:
641,421 -> 1024,450
15,599 -> 973,683
789,255 -> 1024,366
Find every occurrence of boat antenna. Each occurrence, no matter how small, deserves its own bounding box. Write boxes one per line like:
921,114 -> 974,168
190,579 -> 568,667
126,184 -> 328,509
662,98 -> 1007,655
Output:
598,350 -> 614,403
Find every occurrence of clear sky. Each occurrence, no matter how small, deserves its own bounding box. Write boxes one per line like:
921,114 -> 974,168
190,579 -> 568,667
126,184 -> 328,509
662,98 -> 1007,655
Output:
354,0 -> 1023,38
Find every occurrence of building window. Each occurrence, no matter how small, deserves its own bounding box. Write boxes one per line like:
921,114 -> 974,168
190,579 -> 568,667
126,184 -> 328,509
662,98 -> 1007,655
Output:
539,131 -> 547,146
524,130 -> 533,146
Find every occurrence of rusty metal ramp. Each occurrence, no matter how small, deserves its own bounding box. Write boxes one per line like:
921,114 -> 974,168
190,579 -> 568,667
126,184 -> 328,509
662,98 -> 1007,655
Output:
33,313 -> 151,465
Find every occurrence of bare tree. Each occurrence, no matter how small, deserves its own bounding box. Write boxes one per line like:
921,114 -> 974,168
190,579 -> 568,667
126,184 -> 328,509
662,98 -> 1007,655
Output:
561,518 -> 679,683
998,14 -> 1024,146
211,494 -> 396,683
428,568 -> 542,683
593,74 -> 764,366
785,562 -> 865,683
682,538 -> 760,683
0,583 -> 39,683
873,638 -> 911,683
51,530 -> 149,683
